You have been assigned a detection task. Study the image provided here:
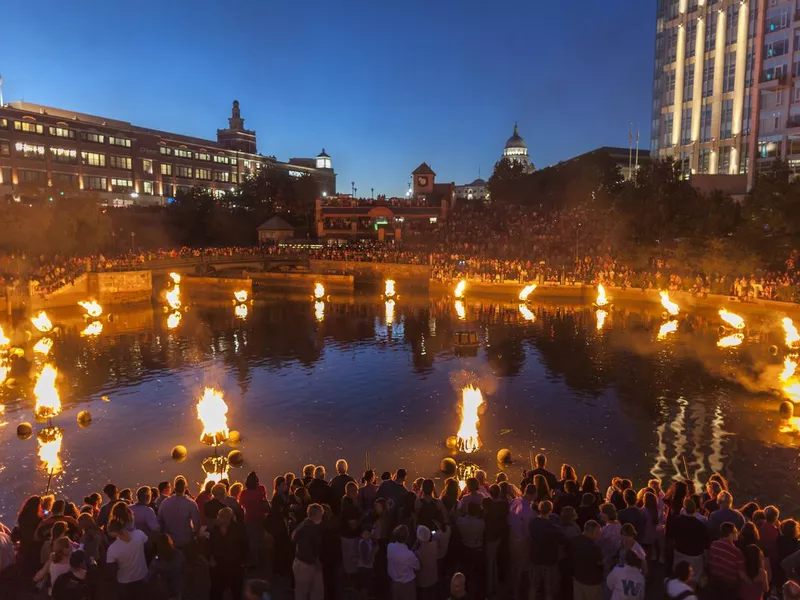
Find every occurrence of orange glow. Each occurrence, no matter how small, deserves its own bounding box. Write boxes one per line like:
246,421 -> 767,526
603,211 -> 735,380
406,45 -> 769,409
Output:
34,365 -> 61,420
518,304 -> 535,322
660,291 -> 679,316
456,386 -> 484,454
719,309 -> 745,330
31,311 -> 53,333
384,280 -> 396,298
658,319 -> 678,340
454,280 -> 466,299
197,387 -> 230,446
596,309 -> 607,330
314,283 -> 325,299
518,284 -> 537,301
717,333 -> 744,348
596,284 -> 609,307
782,317 -> 800,348
78,301 -> 103,318
234,290 -> 248,303
38,427 -> 63,474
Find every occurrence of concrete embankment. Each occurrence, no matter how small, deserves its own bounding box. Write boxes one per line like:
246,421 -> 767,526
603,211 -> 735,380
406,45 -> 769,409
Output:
245,270 -> 354,291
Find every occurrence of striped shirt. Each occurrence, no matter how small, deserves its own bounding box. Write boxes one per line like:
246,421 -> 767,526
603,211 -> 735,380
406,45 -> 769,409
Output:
709,539 -> 744,583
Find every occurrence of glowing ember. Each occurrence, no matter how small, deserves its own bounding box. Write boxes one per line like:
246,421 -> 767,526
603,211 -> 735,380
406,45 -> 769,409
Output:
596,284 -> 609,307
314,301 -> 325,322
454,280 -> 466,299
0,325 -> 9,347
34,364 -> 61,420
234,290 -> 248,303
314,283 -> 325,300
234,303 -> 248,320
33,337 -> 53,355
660,291 -> 679,316
81,321 -> 103,337
781,356 -> 798,382
169,272 -> 181,284
717,333 -> 744,348
783,317 -> 800,348
0,360 -> 8,385
31,311 -> 53,333
202,456 -> 230,487
384,280 -> 396,298
456,385 -> 484,454
784,382 -> 800,403
385,300 -> 395,324
658,319 -> 678,340
780,417 -> 800,434
719,309 -> 745,330
167,311 -> 181,330
455,300 -> 466,321
197,387 -> 230,446
78,301 -> 103,318
37,426 -> 63,474
518,304 -> 535,322
518,284 -> 537,301
596,309 -> 607,330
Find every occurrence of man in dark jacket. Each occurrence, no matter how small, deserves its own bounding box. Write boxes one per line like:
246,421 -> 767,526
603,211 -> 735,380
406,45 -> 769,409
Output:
209,507 -> 248,600
307,466 -> 333,508
329,459 -> 356,515
292,503 -> 324,599
529,501 -> 565,599
521,454 -> 559,492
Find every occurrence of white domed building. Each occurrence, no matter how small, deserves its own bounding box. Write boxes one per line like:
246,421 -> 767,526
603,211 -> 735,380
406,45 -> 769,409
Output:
502,123 -> 535,172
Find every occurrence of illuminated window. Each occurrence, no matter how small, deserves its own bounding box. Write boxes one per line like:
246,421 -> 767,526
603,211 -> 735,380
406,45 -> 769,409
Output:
196,168 -> 212,180
231,172 -> 238,183
213,155 -> 230,164
161,163 -> 173,176
109,155 -> 132,170
15,142 -> 46,158
213,171 -> 230,182
85,176 -> 106,190
80,132 -> 105,144
159,146 -> 173,155
81,151 -> 106,167
48,126 -> 74,139
174,148 -> 192,159
142,159 -> 153,174
0,118 -> 6,129
14,121 -> 44,134
175,165 -> 192,178
0,141 -> 9,156
110,177 -> 133,191
50,147 -> 78,163
142,181 -> 154,194
231,158 -> 237,166
108,136 -> 131,148
196,152 -> 211,161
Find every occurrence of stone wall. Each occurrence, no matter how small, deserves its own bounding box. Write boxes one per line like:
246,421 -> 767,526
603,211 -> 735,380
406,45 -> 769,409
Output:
181,276 -> 252,298
96,271 -> 152,305
246,271 -> 354,290
310,260 -> 430,281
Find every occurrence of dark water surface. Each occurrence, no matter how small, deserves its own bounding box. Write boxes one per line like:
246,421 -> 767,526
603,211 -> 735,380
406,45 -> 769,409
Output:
1,292 -> 799,522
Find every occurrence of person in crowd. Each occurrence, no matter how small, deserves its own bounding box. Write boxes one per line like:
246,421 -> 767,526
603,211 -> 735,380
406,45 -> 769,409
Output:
459,477 -> 484,510
105,520 -> 149,599
34,537 -> 72,596
308,466 -> 332,507
577,493 -> 599,530
708,521 -> 744,598
155,481 -> 172,512
356,524 -> 377,600
239,471 -> 269,572
449,572 -> 467,600
414,525 -> 437,600
147,533 -> 184,600
509,484 -> 536,599
618,489 -> 645,541
330,459 -> 356,512
606,550 -> 645,600
208,507 -> 247,600
157,476 -> 200,551
130,486 -> 159,535
570,520 -> 604,600
377,469 -> 409,522
341,481 -> 363,586
757,505 -> 780,560
358,470 -> 379,513
203,483 -> 230,526
51,548 -> 94,600
737,521 -> 760,551
457,501 -> 485,595
598,503 -> 623,575
669,498 -> 708,587
195,480 -> 214,524
523,454 -> 559,492
13,495 -> 44,580
559,464 -> 578,492
740,543 -> 769,600
619,524 -> 647,576
301,464 -> 316,487
707,491 -> 745,539
387,524 -> 419,600
664,561 -> 698,600
484,484 -> 509,598
557,480 -> 581,514
775,518 -> 800,589
97,483 -> 119,529
292,503 -> 324,600
529,500 -> 565,600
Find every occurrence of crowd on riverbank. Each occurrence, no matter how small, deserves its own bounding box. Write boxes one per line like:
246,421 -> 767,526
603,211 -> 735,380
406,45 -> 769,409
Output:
4,455 -> 800,600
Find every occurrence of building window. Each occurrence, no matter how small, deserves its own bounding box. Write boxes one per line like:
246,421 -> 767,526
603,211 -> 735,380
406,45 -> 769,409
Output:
196,152 -> 211,161
175,165 -> 192,178
683,65 -> 694,102
213,171 -> 230,182
0,141 -> 9,156
108,136 -> 131,148
50,147 -> 78,163
161,163 -> 173,176
142,181 -> 154,195
723,52 -> 736,93
0,118 -> 7,129
80,132 -> 105,144
213,155 -> 229,164
159,146 -> 173,155
719,146 -> 732,173
231,158 -> 237,166
48,126 -> 74,139
174,148 -> 192,159
662,113 -> 674,147
14,121 -> 44,135
702,59 -> 714,97
17,169 -> 47,184
681,108 -> 692,145
110,178 -> 133,192
720,99 -> 734,139
81,151 -> 106,167
700,104 -> 712,142
705,11 -> 717,52
15,142 -> 46,158
685,19 -> 697,59
667,27 -> 678,63
196,168 -> 211,180
231,172 -> 238,183
766,37 -> 790,59
664,69 -> 676,106
52,172 -> 79,188
698,148 -> 711,174
86,176 -> 106,190
726,3 -> 739,45
742,93 -> 752,135
142,159 -> 153,174
109,155 -> 132,170
758,140 -> 781,159
789,136 -> 800,155
745,49 -> 755,87
767,10 -> 790,33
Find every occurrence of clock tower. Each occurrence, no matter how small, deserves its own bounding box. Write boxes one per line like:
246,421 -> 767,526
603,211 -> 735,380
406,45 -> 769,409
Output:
412,162 -> 436,196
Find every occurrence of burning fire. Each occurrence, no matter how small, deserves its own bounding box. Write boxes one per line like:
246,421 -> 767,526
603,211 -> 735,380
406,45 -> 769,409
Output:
784,382 -> 800,403
456,386 -> 484,454
782,317 -> 800,348
314,283 -> 325,300
660,291 -> 679,316
38,427 -> 63,474
0,360 -> 8,385
717,333 -> 744,348
518,304 -> 535,322
167,311 -> 181,330
454,280 -> 466,299
234,290 -> 248,303
385,300 -> 395,325
455,300 -> 466,321
519,284 -> 537,301
596,284 -> 609,307
170,272 -> 181,284
719,309 -> 745,330
81,321 -> 103,337
31,311 -> 53,333
596,309 -> 607,331
658,319 -> 678,340
384,280 -> 396,298
314,301 -> 325,322
202,456 -> 230,488
78,301 -> 103,318
166,287 -> 181,310
33,337 -> 53,356
235,303 -> 248,320
781,356 -> 798,382
197,387 -> 230,446
34,364 -> 61,420
0,325 -> 9,347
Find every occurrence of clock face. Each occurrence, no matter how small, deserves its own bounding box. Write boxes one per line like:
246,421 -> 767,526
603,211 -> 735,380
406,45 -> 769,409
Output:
417,176 -> 428,186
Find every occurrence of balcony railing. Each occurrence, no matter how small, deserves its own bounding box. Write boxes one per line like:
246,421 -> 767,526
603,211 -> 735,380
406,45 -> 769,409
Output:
760,73 -> 789,86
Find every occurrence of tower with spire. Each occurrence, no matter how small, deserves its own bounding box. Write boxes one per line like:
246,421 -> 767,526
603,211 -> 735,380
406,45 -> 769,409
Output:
217,100 -> 257,154
502,122 -> 534,172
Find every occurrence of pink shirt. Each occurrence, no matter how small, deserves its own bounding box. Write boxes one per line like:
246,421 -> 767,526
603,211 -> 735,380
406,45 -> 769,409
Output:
238,485 -> 268,524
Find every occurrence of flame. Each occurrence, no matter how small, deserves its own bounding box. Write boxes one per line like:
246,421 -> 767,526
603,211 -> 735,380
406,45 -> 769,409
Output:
719,309 -> 745,330
784,381 -> 800,403
458,480 -> 466,491
314,283 -> 325,300
34,364 -> 61,420
81,321 -> 103,337
455,300 -> 466,320
783,317 -> 800,348
202,456 -> 230,488
781,356 -> 798,382
596,309 -> 607,330
169,272 -> 181,284
234,303 -> 248,320
596,284 -> 608,307
78,301 -> 103,318
234,290 -> 248,303
167,311 -> 181,330
166,287 -> 181,310
519,284 -> 537,301
0,325 -> 9,347
314,301 -> 325,322
660,291 -> 679,316
197,387 -> 230,446
384,280 -> 396,298
31,311 -> 53,333
33,337 -> 53,355
0,360 -> 8,385
518,304 -> 535,322
658,319 -> 678,340
454,280 -> 466,299
385,299 -> 395,324
38,426 -> 63,474
717,333 -> 744,348
456,385 -> 484,454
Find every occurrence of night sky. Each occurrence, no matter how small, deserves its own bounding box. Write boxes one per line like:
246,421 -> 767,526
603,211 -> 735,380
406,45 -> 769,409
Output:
1,0 -> 655,197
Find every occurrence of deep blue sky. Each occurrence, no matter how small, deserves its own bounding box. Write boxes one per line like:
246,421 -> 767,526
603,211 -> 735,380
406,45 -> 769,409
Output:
1,0 -> 655,197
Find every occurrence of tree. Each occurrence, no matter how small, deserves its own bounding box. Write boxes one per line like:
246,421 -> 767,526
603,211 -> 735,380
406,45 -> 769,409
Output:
487,158 -> 527,204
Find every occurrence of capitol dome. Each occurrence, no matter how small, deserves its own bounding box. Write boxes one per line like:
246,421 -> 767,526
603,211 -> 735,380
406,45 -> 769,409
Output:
505,123 -> 527,150
501,122 -> 533,171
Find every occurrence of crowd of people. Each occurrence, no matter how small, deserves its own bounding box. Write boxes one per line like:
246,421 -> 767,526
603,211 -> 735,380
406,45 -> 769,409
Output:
4,455 -> 800,599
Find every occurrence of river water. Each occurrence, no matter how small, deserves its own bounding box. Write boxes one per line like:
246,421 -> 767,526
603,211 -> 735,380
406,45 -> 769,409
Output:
0,291 -> 798,522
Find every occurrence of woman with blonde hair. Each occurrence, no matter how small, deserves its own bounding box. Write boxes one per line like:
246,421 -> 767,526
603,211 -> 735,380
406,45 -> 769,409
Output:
34,537 -> 71,596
